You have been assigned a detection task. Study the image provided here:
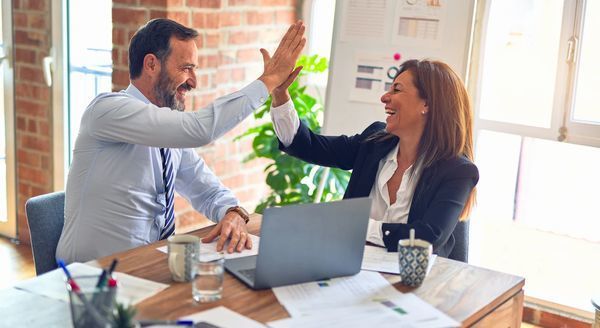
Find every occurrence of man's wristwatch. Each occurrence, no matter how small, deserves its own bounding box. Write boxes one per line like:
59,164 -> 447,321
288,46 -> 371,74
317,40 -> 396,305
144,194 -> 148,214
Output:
226,206 -> 250,224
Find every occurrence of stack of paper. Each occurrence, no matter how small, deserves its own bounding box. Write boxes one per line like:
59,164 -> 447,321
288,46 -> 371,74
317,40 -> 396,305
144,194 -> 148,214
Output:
14,262 -> 168,305
269,271 -> 458,328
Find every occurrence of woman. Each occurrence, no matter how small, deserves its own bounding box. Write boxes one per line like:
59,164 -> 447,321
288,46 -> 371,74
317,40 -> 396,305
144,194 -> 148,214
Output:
270,59 -> 478,258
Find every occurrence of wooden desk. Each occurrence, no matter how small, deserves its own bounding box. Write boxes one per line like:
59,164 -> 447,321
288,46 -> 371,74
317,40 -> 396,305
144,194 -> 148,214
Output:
95,214 -> 525,327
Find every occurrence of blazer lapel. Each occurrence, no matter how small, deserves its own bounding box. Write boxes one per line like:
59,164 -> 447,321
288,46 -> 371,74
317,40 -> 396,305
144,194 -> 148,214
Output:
346,138 -> 398,198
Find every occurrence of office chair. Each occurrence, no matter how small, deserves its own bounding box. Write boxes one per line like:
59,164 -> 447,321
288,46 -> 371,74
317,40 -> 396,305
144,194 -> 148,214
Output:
448,220 -> 469,263
25,191 -> 65,275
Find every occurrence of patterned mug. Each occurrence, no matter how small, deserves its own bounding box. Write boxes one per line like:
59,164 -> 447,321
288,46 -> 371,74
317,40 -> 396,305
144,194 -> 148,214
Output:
398,238 -> 433,287
167,235 -> 200,282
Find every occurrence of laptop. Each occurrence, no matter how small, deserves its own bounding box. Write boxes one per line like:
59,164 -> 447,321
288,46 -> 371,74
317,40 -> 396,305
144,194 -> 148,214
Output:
225,197 -> 372,289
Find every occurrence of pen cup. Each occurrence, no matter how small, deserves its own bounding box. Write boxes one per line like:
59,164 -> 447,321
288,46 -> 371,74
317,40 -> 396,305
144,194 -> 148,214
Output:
66,275 -> 116,328
398,238 -> 432,287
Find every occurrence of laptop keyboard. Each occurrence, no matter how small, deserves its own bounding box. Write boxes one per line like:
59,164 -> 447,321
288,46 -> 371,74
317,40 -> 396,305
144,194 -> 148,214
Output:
239,268 -> 256,281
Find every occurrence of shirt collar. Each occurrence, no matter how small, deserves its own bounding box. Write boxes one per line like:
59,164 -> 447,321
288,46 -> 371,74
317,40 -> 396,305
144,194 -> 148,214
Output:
124,84 -> 151,104
385,143 -> 400,164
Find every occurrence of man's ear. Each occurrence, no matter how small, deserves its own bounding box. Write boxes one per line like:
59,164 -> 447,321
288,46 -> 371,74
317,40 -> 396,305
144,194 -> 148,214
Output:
143,53 -> 160,77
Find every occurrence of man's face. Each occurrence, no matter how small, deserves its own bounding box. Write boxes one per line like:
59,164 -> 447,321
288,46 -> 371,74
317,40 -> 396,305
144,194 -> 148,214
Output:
153,37 -> 198,111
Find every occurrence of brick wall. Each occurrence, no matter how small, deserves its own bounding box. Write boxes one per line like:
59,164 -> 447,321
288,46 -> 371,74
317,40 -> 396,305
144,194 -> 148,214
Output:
13,0 -> 53,244
112,0 -> 297,230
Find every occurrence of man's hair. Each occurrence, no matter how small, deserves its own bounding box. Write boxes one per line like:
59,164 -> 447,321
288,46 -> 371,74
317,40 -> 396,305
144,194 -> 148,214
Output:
128,18 -> 198,79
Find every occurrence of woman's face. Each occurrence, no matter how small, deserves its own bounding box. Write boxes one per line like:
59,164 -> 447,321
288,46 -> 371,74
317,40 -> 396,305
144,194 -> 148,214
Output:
380,70 -> 428,138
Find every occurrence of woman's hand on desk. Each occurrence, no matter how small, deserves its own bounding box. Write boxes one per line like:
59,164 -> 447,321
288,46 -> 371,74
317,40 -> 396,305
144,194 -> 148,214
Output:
201,212 -> 253,253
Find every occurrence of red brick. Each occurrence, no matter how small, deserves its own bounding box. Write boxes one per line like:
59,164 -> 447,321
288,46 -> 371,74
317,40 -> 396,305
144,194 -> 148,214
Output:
20,135 -> 50,153
231,67 -> 245,82
18,165 -> 50,186
150,9 -> 168,19
28,12 -> 47,29
215,69 -> 230,84
139,0 -> 167,7
187,0 -> 221,8
113,0 -> 138,5
275,9 -> 295,23
192,12 -> 219,29
166,10 -> 190,25
38,121 -> 49,136
218,52 -> 235,65
112,27 -> 126,45
236,48 -> 260,63
15,30 -> 46,47
167,0 -> 186,6
40,155 -> 50,170
205,33 -> 220,48
260,0 -> 291,5
229,0 -> 260,6
14,12 -> 27,28
17,117 -> 26,130
112,8 -> 149,26
21,0 -> 48,11
27,119 -> 37,133
15,47 -> 37,63
219,12 -> 242,27
15,99 -> 48,118
17,150 -> 41,167
18,66 -> 45,84
223,175 -> 245,189
228,31 -> 258,45
246,11 -> 273,25
113,70 -> 130,86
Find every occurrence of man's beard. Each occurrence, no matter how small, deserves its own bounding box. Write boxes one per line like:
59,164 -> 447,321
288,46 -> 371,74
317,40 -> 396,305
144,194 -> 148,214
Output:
153,70 -> 187,112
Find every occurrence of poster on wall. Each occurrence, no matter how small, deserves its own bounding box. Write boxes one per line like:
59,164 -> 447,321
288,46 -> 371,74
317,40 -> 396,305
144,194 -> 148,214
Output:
340,0 -> 389,42
350,52 -> 405,104
392,0 -> 448,48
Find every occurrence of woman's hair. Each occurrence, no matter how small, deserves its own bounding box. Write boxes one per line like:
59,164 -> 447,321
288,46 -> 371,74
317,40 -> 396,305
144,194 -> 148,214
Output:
375,59 -> 476,220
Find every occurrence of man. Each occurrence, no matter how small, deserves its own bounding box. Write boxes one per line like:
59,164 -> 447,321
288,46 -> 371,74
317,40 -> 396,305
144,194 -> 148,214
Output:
56,18 -> 305,263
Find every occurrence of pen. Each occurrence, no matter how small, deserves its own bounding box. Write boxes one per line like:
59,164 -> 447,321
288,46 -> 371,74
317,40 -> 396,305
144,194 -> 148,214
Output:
95,269 -> 108,288
108,258 -> 119,277
138,319 -> 194,326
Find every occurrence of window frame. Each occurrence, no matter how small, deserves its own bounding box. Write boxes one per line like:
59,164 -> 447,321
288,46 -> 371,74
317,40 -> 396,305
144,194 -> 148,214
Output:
0,0 -> 17,239
470,0 -> 599,148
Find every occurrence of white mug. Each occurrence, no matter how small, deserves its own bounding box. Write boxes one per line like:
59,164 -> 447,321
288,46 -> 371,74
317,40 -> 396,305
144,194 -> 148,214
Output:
167,235 -> 200,282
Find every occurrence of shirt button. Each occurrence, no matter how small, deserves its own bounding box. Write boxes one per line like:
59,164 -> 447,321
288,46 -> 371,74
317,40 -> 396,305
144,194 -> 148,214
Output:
384,230 -> 390,236
259,97 -> 266,102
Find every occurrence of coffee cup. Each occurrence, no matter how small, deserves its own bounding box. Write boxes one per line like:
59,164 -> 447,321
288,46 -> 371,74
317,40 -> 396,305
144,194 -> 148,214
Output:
398,230 -> 432,287
167,235 -> 200,282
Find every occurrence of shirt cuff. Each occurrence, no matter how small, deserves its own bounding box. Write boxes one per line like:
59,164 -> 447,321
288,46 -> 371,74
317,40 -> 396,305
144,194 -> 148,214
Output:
366,218 -> 385,247
217,204 -> 239,223
270,99 -> 299,147
240,80 -> 269,109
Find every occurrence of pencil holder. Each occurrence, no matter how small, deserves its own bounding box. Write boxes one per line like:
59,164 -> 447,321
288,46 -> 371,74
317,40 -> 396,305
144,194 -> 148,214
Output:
66,275 -> 116,328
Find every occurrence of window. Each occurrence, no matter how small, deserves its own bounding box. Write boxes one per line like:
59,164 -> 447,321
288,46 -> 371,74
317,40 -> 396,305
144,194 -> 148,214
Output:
469,0 -> 600,315
0,0 -> 16,238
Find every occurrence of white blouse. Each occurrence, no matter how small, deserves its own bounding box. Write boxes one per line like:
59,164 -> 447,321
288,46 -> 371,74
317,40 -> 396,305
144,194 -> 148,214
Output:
271,100 -> 422,246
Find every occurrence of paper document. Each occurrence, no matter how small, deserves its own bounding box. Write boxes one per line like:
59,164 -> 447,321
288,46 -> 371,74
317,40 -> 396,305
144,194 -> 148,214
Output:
362,245 -> 437,275
271,271 -> 458,327
272,270 -> 400,316
14,262 -> 168,305
267,297 -> 459,327
181,306 -> 265,328
157,234 -> 260,260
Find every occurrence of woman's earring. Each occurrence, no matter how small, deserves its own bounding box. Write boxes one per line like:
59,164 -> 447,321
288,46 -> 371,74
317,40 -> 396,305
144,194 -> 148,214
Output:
421,110 -> 427,115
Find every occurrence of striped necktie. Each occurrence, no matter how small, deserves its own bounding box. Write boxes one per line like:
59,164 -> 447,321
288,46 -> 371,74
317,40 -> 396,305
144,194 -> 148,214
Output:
160,148 -> 175,239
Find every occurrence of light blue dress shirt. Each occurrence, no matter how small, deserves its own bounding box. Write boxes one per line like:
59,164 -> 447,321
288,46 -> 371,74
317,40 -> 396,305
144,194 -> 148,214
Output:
56,81 -> 268,263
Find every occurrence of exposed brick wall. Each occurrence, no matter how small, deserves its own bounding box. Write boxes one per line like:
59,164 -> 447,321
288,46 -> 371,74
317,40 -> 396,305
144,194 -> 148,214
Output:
112,0 -> 297,230
13,0 -> 54,244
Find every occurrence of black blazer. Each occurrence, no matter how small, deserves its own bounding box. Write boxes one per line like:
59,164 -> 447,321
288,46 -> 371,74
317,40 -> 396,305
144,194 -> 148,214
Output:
279,121 -> 479,258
